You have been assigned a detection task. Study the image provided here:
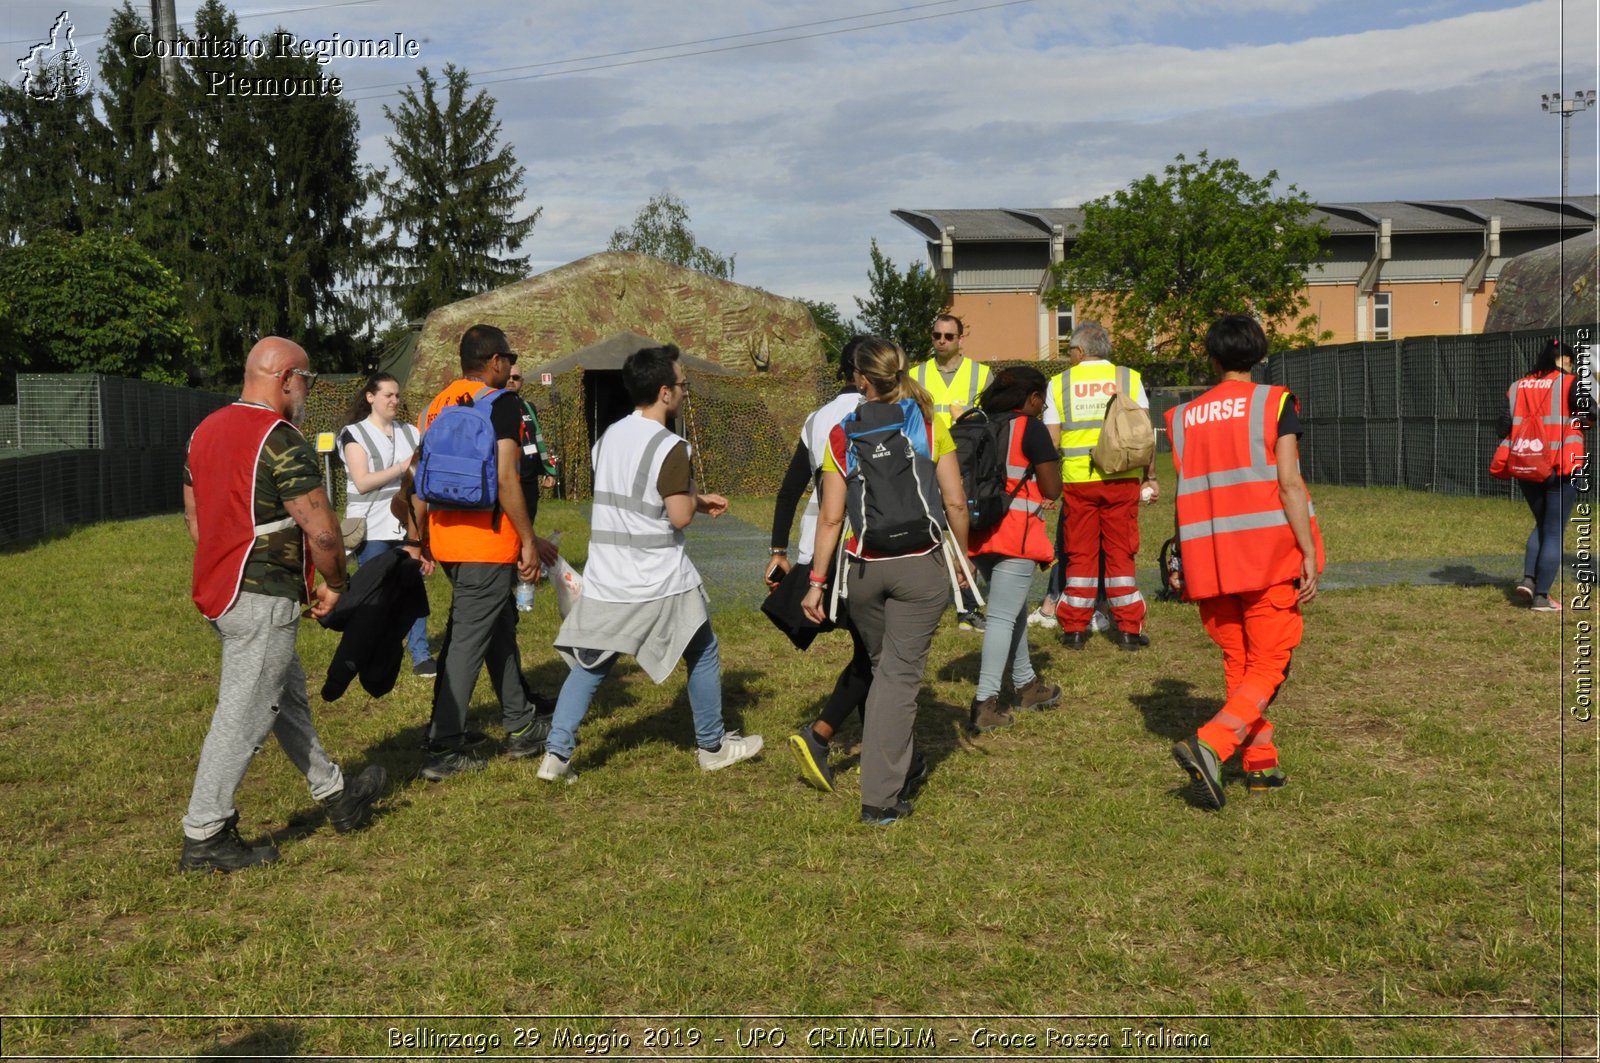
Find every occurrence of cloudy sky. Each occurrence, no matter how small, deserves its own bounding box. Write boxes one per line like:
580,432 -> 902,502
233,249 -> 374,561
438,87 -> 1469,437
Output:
5,0 -> 1598,311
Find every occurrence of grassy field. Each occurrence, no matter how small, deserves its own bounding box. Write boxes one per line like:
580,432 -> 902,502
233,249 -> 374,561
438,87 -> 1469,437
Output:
0,486 -> 1594,1059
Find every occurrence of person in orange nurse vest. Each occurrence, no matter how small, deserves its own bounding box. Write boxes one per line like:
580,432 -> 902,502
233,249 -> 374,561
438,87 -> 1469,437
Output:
1165,315 -> 1324,810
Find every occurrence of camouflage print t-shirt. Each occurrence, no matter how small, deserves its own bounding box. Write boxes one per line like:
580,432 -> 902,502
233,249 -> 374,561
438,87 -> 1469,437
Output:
185,420 -> 325,602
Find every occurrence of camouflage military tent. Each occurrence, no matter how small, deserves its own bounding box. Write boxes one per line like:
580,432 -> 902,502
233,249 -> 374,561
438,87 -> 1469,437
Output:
531,331 -> 735,449
1484,232 -> 1600,332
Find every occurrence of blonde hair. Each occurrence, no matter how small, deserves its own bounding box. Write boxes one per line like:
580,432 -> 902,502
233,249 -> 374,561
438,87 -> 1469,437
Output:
853,336 -> 934,422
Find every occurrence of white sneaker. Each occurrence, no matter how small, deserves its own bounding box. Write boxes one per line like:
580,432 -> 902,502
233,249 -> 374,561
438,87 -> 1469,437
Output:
1089,608 -> 1112,633
697,732 -> 764,772
535,751 -> 578,784
1026,607 -> 1054,628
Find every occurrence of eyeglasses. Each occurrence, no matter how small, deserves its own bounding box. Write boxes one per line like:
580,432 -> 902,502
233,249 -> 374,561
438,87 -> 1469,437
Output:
508,374 -> 523,383
285,367 -> 317,386
672,379 -> 691,392
932,331 -> 959,340
495,351 -> 519,365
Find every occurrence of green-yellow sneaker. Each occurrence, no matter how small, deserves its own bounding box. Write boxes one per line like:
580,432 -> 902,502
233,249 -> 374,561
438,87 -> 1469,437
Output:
1244,767 -> 1288,794
1172,736 -> 1225,810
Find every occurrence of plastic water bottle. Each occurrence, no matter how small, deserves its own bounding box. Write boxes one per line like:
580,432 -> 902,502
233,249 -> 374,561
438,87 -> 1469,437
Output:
1140,481 -> 1157,504
515,578 -> 535,612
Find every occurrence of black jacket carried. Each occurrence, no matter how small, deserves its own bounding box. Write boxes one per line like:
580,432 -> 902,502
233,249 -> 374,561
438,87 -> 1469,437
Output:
317,548 -> 429,701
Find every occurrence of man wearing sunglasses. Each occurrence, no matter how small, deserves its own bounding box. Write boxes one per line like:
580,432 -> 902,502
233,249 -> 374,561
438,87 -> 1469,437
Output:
910,313 -> 992,632
179,337 -> 387,872
414,324 -> 560,781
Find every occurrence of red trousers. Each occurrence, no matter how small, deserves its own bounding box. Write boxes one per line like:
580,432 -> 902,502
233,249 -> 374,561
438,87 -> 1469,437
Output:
1056,479 -> 1145,633
1195,581 -> 1303,771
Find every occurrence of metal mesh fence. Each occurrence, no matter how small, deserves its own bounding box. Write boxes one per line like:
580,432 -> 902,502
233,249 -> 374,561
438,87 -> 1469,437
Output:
0,406 -> 17,449
0,375 -> 230,548
1257,326 -> 1593,498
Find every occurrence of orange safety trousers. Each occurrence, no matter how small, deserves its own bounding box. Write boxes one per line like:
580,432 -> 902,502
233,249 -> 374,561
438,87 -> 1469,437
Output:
1195,580 -> 1303,772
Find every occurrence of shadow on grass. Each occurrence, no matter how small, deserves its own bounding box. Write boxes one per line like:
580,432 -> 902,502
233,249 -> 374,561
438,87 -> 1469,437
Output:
567,667 -> 763,774
200,1020 -> 303,1059
1430,563 -> 1508,590
1129,677 -> 1222,744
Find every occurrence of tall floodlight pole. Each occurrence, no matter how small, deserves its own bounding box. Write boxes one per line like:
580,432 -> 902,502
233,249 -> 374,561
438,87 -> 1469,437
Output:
1541,90 -> 1597,199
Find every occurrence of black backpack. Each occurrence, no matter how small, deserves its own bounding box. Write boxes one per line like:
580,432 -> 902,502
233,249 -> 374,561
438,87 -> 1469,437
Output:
951,408 -> 1031,532
841,399 -> 945,555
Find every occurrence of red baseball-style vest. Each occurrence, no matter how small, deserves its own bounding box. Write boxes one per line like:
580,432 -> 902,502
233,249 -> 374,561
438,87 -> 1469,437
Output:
969,414 -> 1052,563
189,403 -> 313,620
1165,381 -> 1324,600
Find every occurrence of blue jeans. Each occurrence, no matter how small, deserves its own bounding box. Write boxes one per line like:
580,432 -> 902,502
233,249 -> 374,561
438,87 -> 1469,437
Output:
545,622 -> 725,760
974,555 -> 1039,700
1520,474 -> 1580,596
355,539 -> 431,664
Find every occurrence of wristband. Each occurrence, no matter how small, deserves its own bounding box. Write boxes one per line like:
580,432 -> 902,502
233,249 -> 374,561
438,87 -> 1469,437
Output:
324,581 -> 347,593
401,538 -> 422,547
807,572 -> 827,587
769,547 -> 787,556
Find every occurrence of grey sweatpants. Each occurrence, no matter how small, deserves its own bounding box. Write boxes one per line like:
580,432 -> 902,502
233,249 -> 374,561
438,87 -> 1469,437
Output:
182,592 -> 343,841
429,561 -> 534,748
848,552 -> 949,808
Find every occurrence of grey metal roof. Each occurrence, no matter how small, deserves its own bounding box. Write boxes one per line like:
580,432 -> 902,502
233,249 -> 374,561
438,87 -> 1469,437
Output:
899,198 -> 1596,243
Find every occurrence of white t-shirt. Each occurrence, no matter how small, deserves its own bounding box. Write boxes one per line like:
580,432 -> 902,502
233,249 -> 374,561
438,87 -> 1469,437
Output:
797,390 -> 863,565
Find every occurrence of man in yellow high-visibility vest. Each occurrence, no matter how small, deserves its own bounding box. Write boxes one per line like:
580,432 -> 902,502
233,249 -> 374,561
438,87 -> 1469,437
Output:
1042,321 -> 1159,650
909,313 -> 992,630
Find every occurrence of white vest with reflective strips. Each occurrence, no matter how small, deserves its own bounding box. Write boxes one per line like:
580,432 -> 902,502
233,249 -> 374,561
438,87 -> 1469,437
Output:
910,356 -> 992,430
1049,361 -> 1144,483
581,412 -> 701,604
342,419 -> 418,541
796,390 -> 863,565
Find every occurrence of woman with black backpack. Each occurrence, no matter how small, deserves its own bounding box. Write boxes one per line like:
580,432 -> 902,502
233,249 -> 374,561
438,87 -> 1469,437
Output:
802,337 -> 972,825
964,367 -> 1064,732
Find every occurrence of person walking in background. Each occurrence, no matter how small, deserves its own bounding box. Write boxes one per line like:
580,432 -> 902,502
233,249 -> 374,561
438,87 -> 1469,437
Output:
538,344 -> 763,783
965,367 -> 1063,733
339,372 -> 435,677
179,337 -> 387,872
768,337 -> 867,792
415,325 -> 558,781
1043,321 -> 1157,650
1165,315 -> 1323,810
803,337 -> 972,825
506,365 -> 559,525
910,313 -> 991,632
1494,337 -> 1591,613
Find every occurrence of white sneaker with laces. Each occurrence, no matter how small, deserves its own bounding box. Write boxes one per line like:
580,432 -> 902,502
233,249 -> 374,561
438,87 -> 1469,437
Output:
698,732 -> 764,772
535,751 -> 578,784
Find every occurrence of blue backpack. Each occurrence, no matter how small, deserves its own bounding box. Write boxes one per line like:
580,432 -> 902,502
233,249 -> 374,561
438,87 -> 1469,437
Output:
415,386 -> 504,510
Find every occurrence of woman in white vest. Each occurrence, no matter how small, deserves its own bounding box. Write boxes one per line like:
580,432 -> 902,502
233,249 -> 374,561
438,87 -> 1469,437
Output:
339,372 -> 435,677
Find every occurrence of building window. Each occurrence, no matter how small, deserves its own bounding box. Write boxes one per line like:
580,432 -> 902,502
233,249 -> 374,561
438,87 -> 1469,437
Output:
1056,304 -> 1075,343
1373,292 -> 1391,340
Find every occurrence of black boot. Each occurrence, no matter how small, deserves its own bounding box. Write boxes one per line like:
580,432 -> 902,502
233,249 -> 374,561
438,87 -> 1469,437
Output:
321,765 -> 389,833
179,813 -> 280,874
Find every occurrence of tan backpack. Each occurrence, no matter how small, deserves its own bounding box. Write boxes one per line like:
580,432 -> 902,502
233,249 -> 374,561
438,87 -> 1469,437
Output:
1091,366 -> 1155,476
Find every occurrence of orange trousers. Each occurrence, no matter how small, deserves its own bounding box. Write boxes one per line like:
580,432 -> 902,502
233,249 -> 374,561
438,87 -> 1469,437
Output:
1195,581 -> 1303,772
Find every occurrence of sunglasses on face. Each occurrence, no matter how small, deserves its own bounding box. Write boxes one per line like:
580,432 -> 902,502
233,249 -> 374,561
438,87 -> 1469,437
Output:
932,331 -> 959,340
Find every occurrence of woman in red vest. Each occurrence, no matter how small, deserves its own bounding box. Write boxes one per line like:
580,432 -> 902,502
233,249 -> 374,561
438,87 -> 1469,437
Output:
1502,338 -> 1590,612
966,367 -> 1063,732
1164,316 -> 1324,810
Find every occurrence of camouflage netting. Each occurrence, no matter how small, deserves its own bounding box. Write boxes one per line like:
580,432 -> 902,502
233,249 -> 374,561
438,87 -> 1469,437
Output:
404,251 -> 827,406
1485,232 -> 1600,332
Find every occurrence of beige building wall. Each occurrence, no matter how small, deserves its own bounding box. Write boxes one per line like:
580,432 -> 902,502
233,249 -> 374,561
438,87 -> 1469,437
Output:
1307,279 -> 1499,344
950,291 -> 1051,361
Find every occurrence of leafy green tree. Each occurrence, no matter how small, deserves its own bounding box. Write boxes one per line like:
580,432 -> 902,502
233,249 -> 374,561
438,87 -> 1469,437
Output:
375,64 -> 538,322
608,193 -> 735,279
0,81 -> 110,242
0,231 -> 198,397
1044,150 -> 1328,382
799,299 -> 857,370
853,239 -> 949,361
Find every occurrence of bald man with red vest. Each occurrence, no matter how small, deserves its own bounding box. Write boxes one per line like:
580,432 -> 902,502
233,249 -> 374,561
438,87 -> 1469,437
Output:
1165,315 -> 1324,810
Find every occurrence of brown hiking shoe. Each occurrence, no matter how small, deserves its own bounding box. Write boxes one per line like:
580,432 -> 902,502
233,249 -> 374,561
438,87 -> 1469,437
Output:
1014,677 -> 1061,712
969,694 -> 1015,733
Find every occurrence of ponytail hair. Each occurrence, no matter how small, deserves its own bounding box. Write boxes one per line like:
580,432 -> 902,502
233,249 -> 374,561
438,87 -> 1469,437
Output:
853,335 -> 934,421
1531,336 -> 1575,377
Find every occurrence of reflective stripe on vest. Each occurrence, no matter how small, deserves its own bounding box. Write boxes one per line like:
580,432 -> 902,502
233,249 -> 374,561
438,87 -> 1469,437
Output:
912,358 -> 990,421
969,414 -> 1052,563
590,427 -> 680,547
1054,363 -> 1139,483
1167,382 -> 1323,599
1509,371 -> 1586,476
